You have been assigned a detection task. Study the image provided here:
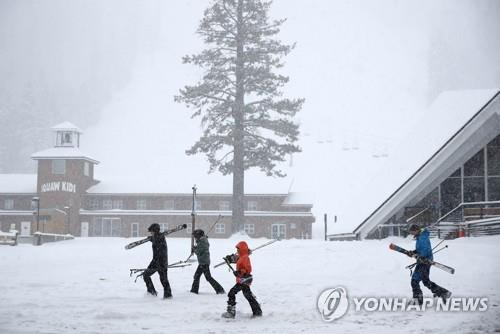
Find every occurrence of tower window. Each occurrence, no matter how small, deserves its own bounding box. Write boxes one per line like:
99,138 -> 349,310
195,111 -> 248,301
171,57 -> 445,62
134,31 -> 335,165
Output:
63,132 -> 72,144
84,162 -> 90,176
52,160 -> 66,175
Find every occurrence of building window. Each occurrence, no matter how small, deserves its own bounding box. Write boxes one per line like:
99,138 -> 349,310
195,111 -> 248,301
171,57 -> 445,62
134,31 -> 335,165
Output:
247,201 -> 258,211
219,201 -> 230,211
271,224 -> 286,239
52,160 -> 66,175
290,223 -> 297,229
243,223 -> 255,235
112,200 -> 123,210
103,199 -> 112,210
488,177 -> 500,201
131,223 -> 139,238
440,168 -> 462,215
137,200 -> 148,210
464,178 -> 485,203
159,223 -> 168,232
89,198 -> 100,210
215,223 -> 225,234
84,162 -> 90,176
464,149 -> 484,176
4,199 -> 14,210
93,217 -> 121,237
163,200 -> 175,210
487,135 -> 500,176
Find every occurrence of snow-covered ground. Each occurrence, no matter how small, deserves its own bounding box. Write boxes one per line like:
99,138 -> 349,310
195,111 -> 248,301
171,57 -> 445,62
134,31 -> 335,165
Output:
1,235 -> 499,333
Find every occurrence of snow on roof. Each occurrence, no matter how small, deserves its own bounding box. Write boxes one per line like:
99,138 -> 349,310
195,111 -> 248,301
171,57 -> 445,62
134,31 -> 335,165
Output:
31,147 -> 99,164
87,170 -> 292,195
282,192 -> 314,206
51,122 -> 82,133
345,88 -> 499,234
0,174 -> 37,193
287,88 -> 499,235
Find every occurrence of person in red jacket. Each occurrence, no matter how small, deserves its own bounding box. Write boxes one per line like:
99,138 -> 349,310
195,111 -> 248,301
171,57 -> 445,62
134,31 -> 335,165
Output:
221,241 -> 262,318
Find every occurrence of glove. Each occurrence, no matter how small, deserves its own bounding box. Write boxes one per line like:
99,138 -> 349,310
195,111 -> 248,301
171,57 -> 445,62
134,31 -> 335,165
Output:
191,246 -> 196,253
407,250 -> 416,257
224,254 -> 234,262
233,270 -> 240,277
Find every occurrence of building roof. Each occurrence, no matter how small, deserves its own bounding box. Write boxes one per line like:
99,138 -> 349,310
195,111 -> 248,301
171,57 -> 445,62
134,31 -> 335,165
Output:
350,88 -> 500,238
51,122 -> 82,133
0,174 -> 37,193
86,171 -> 293,195
31,147 -> 99,164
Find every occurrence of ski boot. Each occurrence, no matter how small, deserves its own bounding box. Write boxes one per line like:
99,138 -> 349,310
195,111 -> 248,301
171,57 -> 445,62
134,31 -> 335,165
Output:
216,289 -> 226,295
147,290 -> 158,297
163,291 -> 172,299
252,310 -> 262,318
407,296 -> 423,306
221,305 -> 236,319
434,290 -> 452,302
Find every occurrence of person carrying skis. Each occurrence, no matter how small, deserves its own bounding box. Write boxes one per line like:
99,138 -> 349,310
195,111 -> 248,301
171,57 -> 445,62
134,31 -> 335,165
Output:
222,241 -> 262,318
143,223 -> 172,299
190,229 -> 225,295
407,224 -> 451,305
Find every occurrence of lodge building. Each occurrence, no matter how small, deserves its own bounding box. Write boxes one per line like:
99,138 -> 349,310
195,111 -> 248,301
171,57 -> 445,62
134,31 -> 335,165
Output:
0,123 -> 315,239
329,89 -> 500,240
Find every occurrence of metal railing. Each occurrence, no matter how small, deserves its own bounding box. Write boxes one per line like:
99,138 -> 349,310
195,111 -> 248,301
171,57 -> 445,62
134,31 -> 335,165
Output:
429,201 -> 500,239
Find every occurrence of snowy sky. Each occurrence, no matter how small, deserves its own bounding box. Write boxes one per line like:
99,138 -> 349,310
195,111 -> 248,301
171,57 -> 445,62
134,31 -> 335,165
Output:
2,0 -> 500,237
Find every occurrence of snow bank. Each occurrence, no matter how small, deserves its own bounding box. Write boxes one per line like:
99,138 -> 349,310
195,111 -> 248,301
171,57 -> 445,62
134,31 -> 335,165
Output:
0,235 -> 498,333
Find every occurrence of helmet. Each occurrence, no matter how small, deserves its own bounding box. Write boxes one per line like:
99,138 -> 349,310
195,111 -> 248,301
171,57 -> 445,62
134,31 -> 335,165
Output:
148,223 -> 160,233
192,229 -> 205,239
408,224 -> 420,233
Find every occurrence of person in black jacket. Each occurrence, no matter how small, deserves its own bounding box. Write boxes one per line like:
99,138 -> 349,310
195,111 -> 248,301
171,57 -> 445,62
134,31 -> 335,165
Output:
143,223 -> 172,299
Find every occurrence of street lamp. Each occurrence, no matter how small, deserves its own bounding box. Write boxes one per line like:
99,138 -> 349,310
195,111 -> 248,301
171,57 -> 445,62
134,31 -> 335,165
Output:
31,197 -> 40,232
64,206 -> 70,235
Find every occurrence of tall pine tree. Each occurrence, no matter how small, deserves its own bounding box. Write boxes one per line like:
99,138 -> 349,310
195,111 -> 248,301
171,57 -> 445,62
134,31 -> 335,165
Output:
176,0 -> 303,232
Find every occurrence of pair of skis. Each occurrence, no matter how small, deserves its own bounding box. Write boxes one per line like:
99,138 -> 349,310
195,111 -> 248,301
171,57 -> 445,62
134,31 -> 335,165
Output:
124,223 -> 187,250
124,185 -> 198,251
389,243 -> 455,274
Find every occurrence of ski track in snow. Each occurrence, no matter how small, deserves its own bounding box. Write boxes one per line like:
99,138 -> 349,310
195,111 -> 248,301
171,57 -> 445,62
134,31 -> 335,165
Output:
0,236 -> 499,333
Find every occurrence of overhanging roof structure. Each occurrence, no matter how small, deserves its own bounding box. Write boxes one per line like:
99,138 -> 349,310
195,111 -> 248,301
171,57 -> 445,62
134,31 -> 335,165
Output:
353,89 -> 500,239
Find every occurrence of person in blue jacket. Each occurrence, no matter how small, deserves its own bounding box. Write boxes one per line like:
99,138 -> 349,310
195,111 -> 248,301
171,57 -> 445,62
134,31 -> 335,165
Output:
407,224 -> 451,305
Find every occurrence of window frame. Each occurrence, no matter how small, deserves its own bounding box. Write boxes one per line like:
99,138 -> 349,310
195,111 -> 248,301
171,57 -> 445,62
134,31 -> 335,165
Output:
102,199 -> 112,210
137,199 -> 148,210
219,201 -> 230,211
215,223 -> 225,234
4,199 -> 14,210
243,223 -> 255,235
52,159 -> 66,175
247,201 -> 258,211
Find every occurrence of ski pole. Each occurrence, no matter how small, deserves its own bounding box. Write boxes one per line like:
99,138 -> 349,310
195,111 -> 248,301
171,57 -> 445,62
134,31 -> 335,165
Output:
432,238 -> 445,252
213,238 -> 280,268
433,245 -> 448,255
206,215 -> 223,236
